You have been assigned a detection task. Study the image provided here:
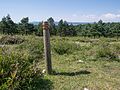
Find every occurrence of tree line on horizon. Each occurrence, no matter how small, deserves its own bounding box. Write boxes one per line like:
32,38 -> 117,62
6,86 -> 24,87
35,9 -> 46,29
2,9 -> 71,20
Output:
0,14 -> 120,38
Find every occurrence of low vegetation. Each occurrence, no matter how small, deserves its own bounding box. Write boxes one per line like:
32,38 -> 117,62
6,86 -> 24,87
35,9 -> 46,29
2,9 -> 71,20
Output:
0,35 -> 120,90
0,35 -> 24,44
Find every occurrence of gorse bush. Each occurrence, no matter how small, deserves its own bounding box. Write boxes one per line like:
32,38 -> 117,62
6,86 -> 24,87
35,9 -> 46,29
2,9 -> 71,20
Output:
0,35 -> 54,90
17,36 -> 44,63
52,40 -> 80,55
95,40 -> 119,61
0,35 -> 24,45
112,43 -> 120,54
53,41 -> 70,55
0,46 -> 43,90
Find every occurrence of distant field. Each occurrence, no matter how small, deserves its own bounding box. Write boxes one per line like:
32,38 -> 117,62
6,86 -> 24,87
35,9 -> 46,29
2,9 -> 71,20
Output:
0,35 -> 120,90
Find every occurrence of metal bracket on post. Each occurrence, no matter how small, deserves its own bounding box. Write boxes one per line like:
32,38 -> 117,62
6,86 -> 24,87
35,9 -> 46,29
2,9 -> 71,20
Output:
42,21 -> 52,75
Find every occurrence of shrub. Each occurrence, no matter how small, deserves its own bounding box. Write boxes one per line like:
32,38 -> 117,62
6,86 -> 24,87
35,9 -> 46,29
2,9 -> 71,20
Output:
28,42 -> 44,62
53,41 -> 70,55
0,46 -> 43,90
95,41 -> 119,61
52,40 -> 79,55
74,37 -> 98,43
17,37 -> 44,63
0,35 -> 24,45
112,43 -> 120,54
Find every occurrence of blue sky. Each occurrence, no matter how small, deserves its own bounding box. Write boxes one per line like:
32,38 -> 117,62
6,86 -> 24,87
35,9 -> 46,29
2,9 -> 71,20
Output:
0,0 -> 120,22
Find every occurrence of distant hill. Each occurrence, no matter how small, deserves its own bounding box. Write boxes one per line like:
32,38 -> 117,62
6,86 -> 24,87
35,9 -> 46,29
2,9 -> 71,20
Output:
31,21 -> 93,25
30,22 -> 40,25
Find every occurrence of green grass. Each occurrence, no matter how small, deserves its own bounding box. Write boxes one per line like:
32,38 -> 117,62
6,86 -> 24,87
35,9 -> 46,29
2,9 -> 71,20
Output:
0,35 -> 120,90
49,55 -> 120,90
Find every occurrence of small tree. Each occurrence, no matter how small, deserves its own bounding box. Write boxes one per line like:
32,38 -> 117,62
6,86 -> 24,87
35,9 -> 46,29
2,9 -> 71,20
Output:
58,19 -> 64,36
0,14 -> 17,35
47,17 -> 56,35
36,22 -> 43,36
17,17 -> 35,35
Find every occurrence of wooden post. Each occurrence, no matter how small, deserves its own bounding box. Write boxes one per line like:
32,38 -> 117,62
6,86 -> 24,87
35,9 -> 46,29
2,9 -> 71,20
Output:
43,21 -> 52,74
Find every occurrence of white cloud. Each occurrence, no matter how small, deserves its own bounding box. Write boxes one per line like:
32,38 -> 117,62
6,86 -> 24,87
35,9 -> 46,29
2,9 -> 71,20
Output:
100,13 -> 120,20
102,13 -> 116,19
82,15 -> 97,20
68,14 -> 98,22
56,13 -> 120,22
71,13 -> 120,22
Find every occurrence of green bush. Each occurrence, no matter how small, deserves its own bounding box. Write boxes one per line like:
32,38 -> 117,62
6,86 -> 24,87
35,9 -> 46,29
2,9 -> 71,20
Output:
95,41 -> 119,61
112,43 -> 120,54
53,41 -> 70,55
52,40 -> 79,55
0,46 -> 43,90
17,37 -> 44,63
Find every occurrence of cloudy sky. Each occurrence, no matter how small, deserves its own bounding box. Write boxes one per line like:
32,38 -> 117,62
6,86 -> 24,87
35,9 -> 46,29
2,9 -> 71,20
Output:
0,0 -> 120,22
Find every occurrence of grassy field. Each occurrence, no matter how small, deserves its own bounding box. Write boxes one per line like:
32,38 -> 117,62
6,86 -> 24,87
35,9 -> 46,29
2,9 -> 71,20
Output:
0,35 -> 120,90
